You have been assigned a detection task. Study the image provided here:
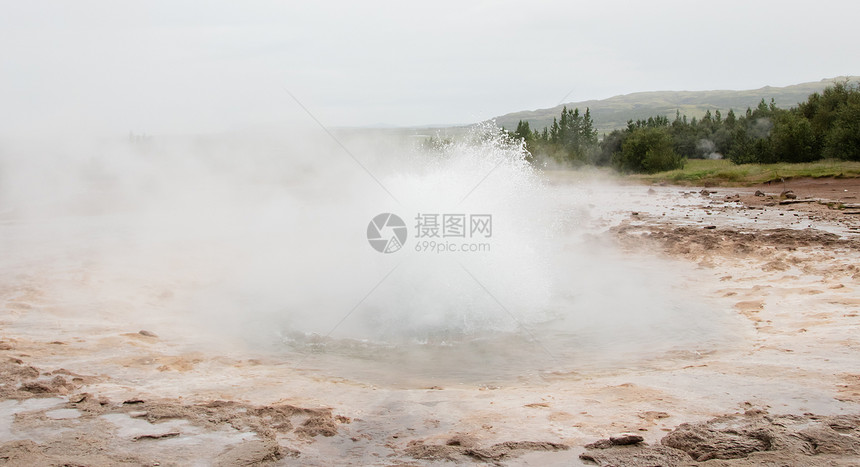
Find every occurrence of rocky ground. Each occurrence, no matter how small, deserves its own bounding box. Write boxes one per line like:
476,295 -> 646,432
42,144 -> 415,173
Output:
580,177 -> 860,465
1,177 -> 859,465
581,411 -> 860,466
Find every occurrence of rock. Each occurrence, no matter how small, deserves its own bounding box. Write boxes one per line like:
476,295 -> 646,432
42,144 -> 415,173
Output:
583,412 -> 860,465
214,440 -> 294,466
295,415 -> 338,437
407,439 -> 568,462
586,434 -> 646,449
406,442 -> 463,461
781,190 -> 797,199
704,225 -> 717,229
662,424 -> 773,461
700,189 -> 711,196
446,434 -> 478,448
19,381 -> 54,394
755,190 -> 766,196
639,411 -> 670,421
45,408 -> 81,420
779,198 -> 816,205
132,432 -> 180,441
660,411 -> 860,461
647,187 -> 657,195
138,330 -> 158,338
610,433 -> 644,445
580,444 -> 690,466
466,441 -> 568,461
0,440 -> 53,466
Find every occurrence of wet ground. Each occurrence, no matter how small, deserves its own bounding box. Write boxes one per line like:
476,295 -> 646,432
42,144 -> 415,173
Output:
1,176 -> 859,465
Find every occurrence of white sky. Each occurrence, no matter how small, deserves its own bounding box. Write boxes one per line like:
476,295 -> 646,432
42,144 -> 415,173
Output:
2,0 -> 858,136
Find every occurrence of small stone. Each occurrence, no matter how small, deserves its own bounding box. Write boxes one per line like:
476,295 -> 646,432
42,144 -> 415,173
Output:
45,408 -> 81,420
19,382 -> 53,394
133,432 -> 180,441
754,190 -> 765,197
138,330 -> 158,338
609,433 -> 644,445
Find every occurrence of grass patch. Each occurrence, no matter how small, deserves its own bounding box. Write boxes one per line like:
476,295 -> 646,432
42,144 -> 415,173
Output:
630,159 -> 860,186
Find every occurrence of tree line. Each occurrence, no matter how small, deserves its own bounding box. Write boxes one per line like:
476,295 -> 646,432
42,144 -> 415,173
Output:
509,81 -> 860,173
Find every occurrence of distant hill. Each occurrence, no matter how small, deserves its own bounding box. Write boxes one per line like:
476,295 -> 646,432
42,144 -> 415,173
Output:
493,76 -> 859,135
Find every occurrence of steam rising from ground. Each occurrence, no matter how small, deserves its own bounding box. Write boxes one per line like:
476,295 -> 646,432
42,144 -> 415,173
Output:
0,124 -> 734,382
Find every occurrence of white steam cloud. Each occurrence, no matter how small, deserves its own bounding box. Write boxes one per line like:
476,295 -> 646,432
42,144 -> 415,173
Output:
0,124 -> 737,382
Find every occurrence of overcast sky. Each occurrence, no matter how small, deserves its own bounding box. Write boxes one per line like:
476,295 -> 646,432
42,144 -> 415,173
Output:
2,1 -> 858,136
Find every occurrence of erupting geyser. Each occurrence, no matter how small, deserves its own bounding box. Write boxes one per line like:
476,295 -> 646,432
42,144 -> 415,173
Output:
0,123 -> 735,384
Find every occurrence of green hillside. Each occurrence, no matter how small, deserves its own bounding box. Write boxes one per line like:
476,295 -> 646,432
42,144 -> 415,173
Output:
494,76 -> 859,135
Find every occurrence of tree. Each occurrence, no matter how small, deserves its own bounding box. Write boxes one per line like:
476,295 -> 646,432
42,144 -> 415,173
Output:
549,117 -> 560,145
728,126 -> 757,164
528,106 -> 600,165
754,99 -> 770,118
514,119 -> 531,139
822,97 -> 860,160
770,111 -> 817,162
513,120 -> 532,148
513,120 -> 535,161
597,129 -> 625,166
526,81 -> 859,167
669,116 -> 697,158
724,109 -> 737,129
613,126 -> 684,173
800,81 -> 860,161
